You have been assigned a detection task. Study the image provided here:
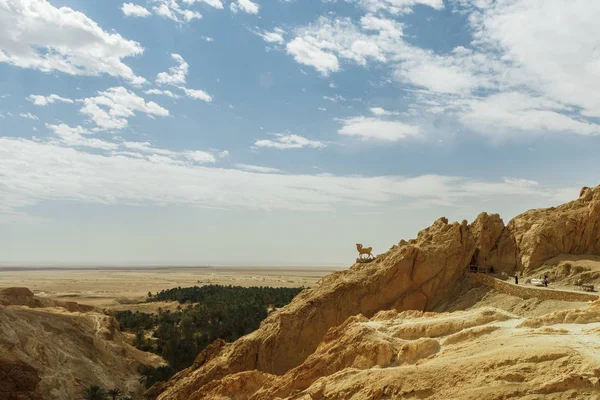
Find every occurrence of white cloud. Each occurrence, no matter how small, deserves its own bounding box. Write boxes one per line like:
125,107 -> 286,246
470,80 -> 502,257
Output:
46,123 -> 118,150
280,2 -> 600,139
0,137 -> 576,218
121,141 -> 215,164
370,107 -> 398,116
156,54 -> 189,85
235,164 -> 283,173
0,0 -> 146,85
27,94 -> 73,106
47,123 -> 89,138
323,94 -> 346,102
286,37 -> 340,76
356,0 -> 443,15
19,112 -> 38,120
42,126 -> 221,164
459,92 -> 600,137
465,0 -> 600,118
153,3 -> 178,20
144,89 -> 181,98
154,54 -> 211,100
183,0 -> 224,9
338,117 -> 420,141
121,2 -> 151,17
179,8 -> 203,21
230,0 -> 259,14
254,134 -> 327,150
255,27 -> 286,44
281,13 -> 482,97
285,14 -> 409,76
407,1 -> 600,136
80,87 -> 169,130
153,0 -> 202,23
395,57 -> 481,95
180,87 -> 213,102
185,150 -> 217,163
218,150 -> 229,158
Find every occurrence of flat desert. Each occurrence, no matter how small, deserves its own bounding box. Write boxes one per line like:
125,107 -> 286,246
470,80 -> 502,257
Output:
0,266 -> 341,309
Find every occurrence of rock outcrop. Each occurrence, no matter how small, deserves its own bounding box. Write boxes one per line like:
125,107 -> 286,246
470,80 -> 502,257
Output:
0,360 -> 43,400
509,186 -> 600,272
152,185 -> 600,400
0,296 -> 164,399
152,216 -> 479,399
0,287 -> 94,312
162,306 -> 600,399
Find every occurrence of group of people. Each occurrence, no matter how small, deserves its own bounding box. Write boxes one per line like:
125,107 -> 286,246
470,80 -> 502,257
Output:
514,273 -> 549,287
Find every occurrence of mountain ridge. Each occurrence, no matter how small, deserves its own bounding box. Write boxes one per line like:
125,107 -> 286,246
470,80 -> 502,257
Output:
151,185 -> 600,399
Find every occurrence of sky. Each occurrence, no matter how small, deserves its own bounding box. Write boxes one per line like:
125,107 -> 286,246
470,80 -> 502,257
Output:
1,0 -> 600,266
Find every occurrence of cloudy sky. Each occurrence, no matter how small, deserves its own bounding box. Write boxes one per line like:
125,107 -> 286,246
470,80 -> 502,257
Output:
1,0 -> 599,266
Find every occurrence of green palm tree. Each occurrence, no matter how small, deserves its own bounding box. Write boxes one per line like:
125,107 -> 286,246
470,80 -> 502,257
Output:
84,385 -> 106,400
107,388 -> 122,400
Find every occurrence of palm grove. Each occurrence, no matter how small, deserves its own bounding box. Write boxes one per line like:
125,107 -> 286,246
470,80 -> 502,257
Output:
114,285 -> 303,388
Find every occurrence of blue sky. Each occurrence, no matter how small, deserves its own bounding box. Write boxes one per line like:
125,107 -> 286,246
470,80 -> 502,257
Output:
1,0 -> 600,266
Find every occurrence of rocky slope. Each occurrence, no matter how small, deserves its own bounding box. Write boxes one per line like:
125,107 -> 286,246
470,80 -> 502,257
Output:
0,287 -> 95,312
152,185 -> 600,399
0,289 -> 164,399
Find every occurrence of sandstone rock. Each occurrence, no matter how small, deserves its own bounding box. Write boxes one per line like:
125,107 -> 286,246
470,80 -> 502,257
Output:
0,287 -> 35,297
0,304 -> 164,399
154,184 -> 600,400
396,337 -> 440,365
442,325 -> 501,346
153,214 -> 477,399
223,306 -> 599,400
470,213 -> 517,274
0,287 -> 94,312
189,370 -> 273,400
194,339 -> 227,369
0,360 -> 43,400
54,301 -> 95,313
0,288 -> 49,308
517,303 -> 600,328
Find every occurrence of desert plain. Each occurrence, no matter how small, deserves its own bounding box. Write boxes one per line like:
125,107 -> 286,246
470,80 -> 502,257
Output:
0,266 -> 341,309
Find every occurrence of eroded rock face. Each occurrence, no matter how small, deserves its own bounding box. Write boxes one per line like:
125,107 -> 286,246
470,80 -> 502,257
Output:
0,304 -> 164,400
470,213 -> 517,274
0,288 -> 48,308
0,360 -> 43,400
0,288 -> 94,312
153,218 -> 483,399
180,306 -> 600,400
153,185 -> 600,400
510,185 -> 600,272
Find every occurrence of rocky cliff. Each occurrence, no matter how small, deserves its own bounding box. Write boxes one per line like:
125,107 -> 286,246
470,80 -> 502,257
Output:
0,290 -> 164,399
0,287 -> 95,312
150,185 -> 600,399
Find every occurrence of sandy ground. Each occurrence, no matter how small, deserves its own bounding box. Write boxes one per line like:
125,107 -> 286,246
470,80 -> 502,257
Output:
0,266 -> 341,308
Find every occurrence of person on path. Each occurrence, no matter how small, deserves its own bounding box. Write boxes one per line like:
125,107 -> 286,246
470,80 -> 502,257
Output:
543,274 -> 548,287
514,272 -> 519,285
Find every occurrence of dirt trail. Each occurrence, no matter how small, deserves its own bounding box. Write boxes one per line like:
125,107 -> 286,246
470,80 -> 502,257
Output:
468,273 -> 599,302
